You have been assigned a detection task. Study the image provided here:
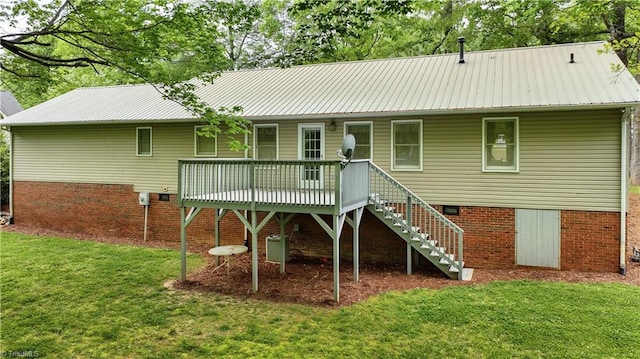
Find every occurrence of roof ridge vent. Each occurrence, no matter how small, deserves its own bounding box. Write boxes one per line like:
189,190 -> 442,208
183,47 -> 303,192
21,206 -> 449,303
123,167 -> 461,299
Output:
458,37 -> 466,64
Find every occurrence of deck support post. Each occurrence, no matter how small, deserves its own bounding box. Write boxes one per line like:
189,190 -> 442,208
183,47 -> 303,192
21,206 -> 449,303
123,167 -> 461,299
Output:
251,210 -> 258,292
270,213 -> 296,273
231,209 -> 277,293
180,207 -> 202,281
348,207 -> 364,282
180,207 -> 187,281
214,209 -> 228,266
214,209 -> 219,266
407,244 -> 412,275
311,212 -> 345,302
406,196 -> 412,275
332,214 -> 340,303
280,216 -> 286,273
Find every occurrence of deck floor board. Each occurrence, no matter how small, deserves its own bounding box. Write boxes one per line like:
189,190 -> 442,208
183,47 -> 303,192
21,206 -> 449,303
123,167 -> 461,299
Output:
184,189 -> 336,206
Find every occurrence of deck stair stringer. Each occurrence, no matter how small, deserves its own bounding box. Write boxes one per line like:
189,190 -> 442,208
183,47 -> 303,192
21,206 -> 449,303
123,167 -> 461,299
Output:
367,163 -> 472,281
366,201 -> 464,279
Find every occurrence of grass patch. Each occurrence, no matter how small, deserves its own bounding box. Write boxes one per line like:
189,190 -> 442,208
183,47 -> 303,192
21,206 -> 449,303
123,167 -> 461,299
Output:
631,185 -> 640,194
2,232 -> 640,358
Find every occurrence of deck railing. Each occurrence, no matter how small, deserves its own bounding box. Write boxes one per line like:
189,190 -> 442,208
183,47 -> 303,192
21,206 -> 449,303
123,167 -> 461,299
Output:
178,159 -> 370,214
368,163 -> 465,276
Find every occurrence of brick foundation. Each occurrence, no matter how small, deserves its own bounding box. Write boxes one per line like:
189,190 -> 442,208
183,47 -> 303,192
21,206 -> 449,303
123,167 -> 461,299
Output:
560,210 -> 620,272
12,181 -> 622,272
434,206 -> 517,269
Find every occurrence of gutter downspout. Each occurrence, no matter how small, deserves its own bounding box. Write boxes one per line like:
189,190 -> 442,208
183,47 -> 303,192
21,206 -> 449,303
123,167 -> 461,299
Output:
9,127 -> 13,221
620,109 -> 631,275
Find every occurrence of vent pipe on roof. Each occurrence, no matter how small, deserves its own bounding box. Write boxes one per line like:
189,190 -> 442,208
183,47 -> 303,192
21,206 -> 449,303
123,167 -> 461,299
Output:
458,37 -> 466,64
570,53 -> 575,63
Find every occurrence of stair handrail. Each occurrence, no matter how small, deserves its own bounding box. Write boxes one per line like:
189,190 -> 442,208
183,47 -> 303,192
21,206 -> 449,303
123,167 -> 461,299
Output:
368,162 -> 464,275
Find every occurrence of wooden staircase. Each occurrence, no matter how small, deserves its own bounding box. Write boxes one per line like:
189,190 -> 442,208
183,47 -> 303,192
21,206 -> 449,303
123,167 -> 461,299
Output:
368,163 -> 473,280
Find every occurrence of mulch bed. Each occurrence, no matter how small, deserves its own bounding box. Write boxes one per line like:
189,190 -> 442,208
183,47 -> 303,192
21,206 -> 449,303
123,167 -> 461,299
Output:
4,194 -> 640,308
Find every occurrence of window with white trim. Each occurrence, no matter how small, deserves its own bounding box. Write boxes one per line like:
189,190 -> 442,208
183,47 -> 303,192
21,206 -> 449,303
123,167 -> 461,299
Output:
482,117 -> 519,172
392,120 -> 422,170
344,121 -> 372,159
254,124 -> 278,159
136,127 -> 152,156
194,126 -> 217,156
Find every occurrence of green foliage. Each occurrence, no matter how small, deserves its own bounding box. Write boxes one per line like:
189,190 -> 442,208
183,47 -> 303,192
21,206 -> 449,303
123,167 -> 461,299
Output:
285,0 -> 414,64
259,0 -> 640,74
1,0 -> 245,145
0,133 -> 9,204
2,232 -> 640,358
195,0 -> 264,70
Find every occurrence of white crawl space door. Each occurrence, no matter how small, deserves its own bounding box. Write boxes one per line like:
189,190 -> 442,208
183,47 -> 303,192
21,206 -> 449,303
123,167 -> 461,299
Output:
515,209 -> 560,268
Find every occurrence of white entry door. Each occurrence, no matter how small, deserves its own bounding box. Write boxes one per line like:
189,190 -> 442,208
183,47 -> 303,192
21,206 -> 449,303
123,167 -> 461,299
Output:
516,209 -> 560,268
298,124 -> 324,189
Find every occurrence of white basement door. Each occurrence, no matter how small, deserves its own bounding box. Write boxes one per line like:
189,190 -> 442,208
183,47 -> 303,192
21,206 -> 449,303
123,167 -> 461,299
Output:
515,209 -> 560,268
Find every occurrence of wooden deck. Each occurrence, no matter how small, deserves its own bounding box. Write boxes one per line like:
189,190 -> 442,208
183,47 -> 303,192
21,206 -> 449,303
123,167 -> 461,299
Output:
177,159 -> 467,302
178,159 -> 372,302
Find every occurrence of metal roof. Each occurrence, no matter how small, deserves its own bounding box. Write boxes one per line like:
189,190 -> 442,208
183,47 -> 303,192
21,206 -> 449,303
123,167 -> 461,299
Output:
3,41 -> 639,126
0,91 -> 23,118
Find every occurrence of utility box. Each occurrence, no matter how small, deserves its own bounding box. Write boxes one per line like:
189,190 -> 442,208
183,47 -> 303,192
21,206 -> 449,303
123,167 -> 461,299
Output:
138,192 -> 150,206
265,235 -> 289,264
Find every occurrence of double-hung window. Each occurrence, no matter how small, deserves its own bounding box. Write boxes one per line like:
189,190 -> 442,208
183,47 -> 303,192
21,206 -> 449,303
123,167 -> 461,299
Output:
482,117 -> 519,172
392,120 -> 422,171
194,126 -> 217,157
344,121 -> 372,160
254,124 -> 278,160
136,127 -> 152,156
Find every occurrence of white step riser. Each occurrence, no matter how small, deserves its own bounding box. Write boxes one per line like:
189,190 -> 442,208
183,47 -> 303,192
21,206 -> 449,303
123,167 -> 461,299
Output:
368,203 -> 470,281
419,240 -> 437,248
448,262 -> 464,273
402,226 -> 420,234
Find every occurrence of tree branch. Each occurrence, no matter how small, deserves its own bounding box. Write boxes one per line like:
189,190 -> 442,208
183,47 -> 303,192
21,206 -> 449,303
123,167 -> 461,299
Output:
2,39 -> 107,67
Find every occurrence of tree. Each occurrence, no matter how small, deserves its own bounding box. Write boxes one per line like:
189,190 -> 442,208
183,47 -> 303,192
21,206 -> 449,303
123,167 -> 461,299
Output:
284,0 -> 414,64
195,0 -> 264,70
1,0 -> 250,147
585,0 -> 640,185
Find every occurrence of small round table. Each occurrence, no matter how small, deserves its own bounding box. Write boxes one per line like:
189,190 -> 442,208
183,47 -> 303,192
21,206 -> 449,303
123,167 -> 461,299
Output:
208,245 -> 248,276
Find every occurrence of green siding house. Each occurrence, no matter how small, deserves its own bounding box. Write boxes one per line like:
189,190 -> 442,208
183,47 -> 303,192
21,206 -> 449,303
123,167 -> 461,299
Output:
2,41 -> 639,301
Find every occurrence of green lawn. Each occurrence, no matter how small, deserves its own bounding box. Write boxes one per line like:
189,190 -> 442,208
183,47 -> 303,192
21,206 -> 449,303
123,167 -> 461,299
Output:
1,233 -> 640,358
631,185 -> 640,194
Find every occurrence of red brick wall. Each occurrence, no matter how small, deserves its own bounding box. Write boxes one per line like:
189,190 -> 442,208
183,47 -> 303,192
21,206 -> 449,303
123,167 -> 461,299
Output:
12,181 -> 245,248
560,210 -> 620,272
14,181 -> 142,238
433,206 -> 517,269
13,181 -> 622,272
